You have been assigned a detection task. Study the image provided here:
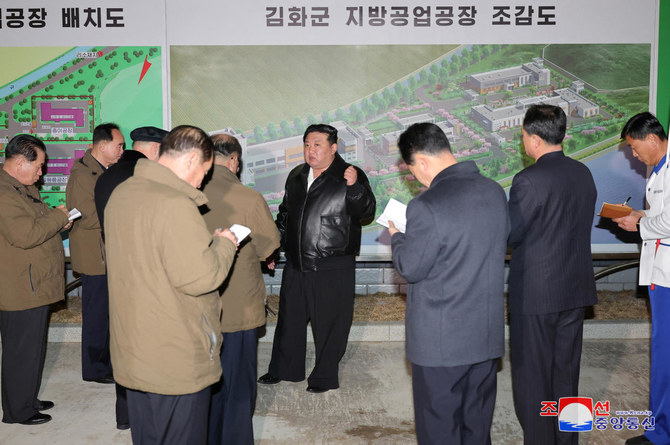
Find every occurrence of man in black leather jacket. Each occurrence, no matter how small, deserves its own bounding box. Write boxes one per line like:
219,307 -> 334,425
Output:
259,124 -> 375,393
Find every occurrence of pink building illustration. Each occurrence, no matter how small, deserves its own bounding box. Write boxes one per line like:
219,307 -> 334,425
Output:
40,102 -> 85,127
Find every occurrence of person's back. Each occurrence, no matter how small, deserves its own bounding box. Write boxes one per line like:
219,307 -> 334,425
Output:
508,152 -> 597,314
201,134 -> 280,445
104,125 -> 238,445
201,162 -> 280,332
389,122 -> 509,445
399,163 -> 508,366
106,159 -> 233,393
507,104 -> 597,445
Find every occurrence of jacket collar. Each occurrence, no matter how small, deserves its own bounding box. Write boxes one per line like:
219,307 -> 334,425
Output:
118,150 -> 147,164
0,167 -> 42,202
536,150 -> 565,164
430,160 -> 479,188
300,152 -> 347,181
212,164 -> 240,184
134,159 -> 209,206
0,166 -> 24,189
78,149 -> 106,173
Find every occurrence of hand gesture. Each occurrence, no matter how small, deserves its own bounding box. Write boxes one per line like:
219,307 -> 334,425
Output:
344,166 -> 357,186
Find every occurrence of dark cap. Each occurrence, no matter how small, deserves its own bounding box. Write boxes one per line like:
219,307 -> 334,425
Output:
130,126 -> 168,143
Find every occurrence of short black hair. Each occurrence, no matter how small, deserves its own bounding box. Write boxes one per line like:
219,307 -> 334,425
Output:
211,134 -> 242,158
93,123 -> 120,145
621,112 -> 668,141
303,124 -> 338,145
397,122 -> 452,165
522,104 -> 566,146
5,134 -> 46,161
160,125 -> 213,161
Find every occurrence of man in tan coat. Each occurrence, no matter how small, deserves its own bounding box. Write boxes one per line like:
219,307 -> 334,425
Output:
0,134 -> 72,425
65,123 -> 124,383
104,125 -> 238,444
202,134 -> 280,445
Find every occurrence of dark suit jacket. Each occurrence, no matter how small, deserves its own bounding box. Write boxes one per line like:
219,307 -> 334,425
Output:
392,161 -> 510,367
94,150 -> 146,230
508,151 -> 598,314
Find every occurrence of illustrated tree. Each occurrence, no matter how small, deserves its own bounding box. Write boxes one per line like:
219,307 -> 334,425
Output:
307,113 -> 318,125
408,76 -> 418,90
267,122 -> 278,140
253,126 -> 265,144
428,74 -> 438,89
293,116 -> 304,133
388,92 -> 399,108
280,120 -> 292,138
350,106 -> 364,123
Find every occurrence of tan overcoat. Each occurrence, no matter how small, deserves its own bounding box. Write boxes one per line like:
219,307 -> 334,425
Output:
105,159 -> 236,395
202,165 -> 280,332
0,167 -> 68,311
65,149 -> 106,275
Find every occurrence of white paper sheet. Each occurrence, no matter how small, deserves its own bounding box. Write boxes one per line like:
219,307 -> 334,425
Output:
376,199 -> 407,233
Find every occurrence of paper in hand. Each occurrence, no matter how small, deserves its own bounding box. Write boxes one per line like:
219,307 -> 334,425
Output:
68,208 -> 82,221
376,198 -> 407,233
229,224 -> 251,242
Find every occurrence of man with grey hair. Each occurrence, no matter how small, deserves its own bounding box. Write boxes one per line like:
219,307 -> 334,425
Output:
202,133 -> 280,445
105,125 -> 238,443
93,125 -> 168,430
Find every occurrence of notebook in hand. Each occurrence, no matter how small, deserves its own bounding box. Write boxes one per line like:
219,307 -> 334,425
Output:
598,203 -> 633,219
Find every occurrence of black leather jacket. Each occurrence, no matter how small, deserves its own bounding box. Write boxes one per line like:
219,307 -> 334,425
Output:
277,153 -> 376,272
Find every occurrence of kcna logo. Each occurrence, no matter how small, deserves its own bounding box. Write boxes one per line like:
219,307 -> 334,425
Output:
540,397 -> 596,432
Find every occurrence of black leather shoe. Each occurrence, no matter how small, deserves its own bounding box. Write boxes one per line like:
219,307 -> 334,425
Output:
86,377 -> 115,384
36,400 -> 54,411
258,373 -> 280,385
19,413 -> 52,425
625,435 -> 654,445
306,385 -> 329,393
117,423 -> 130,430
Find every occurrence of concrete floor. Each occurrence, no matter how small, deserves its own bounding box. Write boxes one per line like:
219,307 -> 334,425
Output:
0,334 -> 653,444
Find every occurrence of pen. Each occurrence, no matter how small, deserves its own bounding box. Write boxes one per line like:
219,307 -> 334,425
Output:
622,196 -> 631,206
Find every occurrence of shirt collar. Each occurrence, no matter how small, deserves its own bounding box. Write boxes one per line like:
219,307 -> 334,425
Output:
652,155 -> 667,176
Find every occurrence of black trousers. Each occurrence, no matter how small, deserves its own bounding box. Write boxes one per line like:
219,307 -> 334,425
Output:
80,273 -> 112,381
0,305 -> 50,423
208,329 -> 257,445
126,386 -> 210,445
510,307 -> 585,445
268,264 -> 355,389
412,359 -> 498,445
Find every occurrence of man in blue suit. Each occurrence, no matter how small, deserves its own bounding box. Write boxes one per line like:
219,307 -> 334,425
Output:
389,122 -> 509,445
508,104 -> 597,445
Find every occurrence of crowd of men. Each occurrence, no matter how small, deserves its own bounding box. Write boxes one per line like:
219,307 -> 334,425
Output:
0,106 -> 667,445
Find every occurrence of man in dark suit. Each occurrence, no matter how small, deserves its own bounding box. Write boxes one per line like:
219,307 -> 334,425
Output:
508,104 -> 597,445
389,122 -> 509,444
95,126 -> 167,229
